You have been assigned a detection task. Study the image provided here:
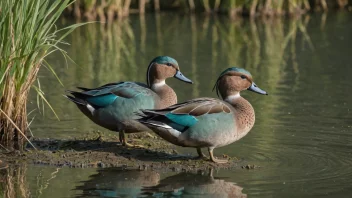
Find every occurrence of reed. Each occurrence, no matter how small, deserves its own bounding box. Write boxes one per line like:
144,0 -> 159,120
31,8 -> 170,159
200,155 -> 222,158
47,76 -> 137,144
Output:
0,0 -> 83,150
65,0 -> 352,20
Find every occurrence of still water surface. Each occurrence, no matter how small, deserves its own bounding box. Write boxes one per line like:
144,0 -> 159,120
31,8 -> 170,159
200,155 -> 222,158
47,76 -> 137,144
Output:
3,12 -> 352,197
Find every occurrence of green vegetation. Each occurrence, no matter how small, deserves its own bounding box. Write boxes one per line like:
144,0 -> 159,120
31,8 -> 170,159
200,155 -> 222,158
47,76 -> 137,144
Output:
66,0 -> 351,20
0,0 -> 82,150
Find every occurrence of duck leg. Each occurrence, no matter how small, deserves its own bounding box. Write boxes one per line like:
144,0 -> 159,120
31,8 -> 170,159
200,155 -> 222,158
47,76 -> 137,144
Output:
196,148 -> 207,159
119,130 -> 133,147
119,130 -> 145,148
208,147 -> 228,164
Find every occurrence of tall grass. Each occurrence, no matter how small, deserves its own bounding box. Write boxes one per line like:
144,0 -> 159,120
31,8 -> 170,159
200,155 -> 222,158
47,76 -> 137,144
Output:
65,0 -> 352,20
0,0 -> 82,150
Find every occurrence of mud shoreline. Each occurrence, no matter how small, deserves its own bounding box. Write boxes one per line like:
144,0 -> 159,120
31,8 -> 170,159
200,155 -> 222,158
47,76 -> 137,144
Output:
0,132 -> 258,171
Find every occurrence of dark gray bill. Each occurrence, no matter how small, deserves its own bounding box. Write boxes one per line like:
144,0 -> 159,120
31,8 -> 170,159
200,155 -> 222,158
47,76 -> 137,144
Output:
248,82 -> 268,95
174,70 -> 193,84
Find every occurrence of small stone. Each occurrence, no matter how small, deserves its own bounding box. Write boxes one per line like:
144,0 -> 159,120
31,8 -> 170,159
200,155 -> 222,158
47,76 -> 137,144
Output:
97,162 -> 105,168
222,154 -> 229,158
242,164 -> 256,169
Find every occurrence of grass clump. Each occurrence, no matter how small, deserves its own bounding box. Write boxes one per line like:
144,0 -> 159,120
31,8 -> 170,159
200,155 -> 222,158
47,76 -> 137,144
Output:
0,0 -> 82,150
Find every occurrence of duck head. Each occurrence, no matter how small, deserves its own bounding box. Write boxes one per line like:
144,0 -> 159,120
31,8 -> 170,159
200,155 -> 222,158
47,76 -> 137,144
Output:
146,56 -> 193,87
213,67 -> 268,99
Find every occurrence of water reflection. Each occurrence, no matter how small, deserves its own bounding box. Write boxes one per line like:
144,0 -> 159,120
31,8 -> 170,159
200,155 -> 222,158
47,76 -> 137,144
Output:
146,169 -> 246,198
75,169 -> 160,197
0,165 -> 30,198
76,168 -> 246,198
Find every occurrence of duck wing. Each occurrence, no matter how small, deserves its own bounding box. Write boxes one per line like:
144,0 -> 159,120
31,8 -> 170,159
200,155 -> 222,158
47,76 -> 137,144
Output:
65,82 -> 153,108
139,98 -> 231,131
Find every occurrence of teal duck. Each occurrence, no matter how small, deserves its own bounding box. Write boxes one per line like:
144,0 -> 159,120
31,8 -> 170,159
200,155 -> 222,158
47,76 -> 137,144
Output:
138,67 -> 267,163
65,56 -> 192,146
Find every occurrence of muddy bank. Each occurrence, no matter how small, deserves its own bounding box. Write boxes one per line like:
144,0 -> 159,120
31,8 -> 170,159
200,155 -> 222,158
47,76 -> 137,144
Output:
0,132 -> 257,171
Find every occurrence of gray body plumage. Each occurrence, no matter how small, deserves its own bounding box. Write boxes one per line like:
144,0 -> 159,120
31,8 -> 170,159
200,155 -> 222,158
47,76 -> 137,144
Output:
179,112 -> 237,148
66,82 -> 159,133
139,98 -> 245,149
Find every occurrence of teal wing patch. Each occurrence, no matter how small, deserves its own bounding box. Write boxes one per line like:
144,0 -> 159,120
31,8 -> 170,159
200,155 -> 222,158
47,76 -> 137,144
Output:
75,82 -> 154,108
165,113 -> 198,127
86,94 -> 118,107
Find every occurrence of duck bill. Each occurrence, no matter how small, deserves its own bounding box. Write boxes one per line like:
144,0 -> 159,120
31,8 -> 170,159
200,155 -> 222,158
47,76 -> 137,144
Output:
247,82 -> 268,95
174,70 -> 193,84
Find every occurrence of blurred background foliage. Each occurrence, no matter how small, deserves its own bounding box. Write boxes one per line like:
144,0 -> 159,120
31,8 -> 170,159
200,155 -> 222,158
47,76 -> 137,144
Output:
65,0 -> 352,21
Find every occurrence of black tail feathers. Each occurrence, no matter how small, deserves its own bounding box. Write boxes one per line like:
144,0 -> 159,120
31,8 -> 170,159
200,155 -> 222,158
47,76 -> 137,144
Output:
63,94 -> 87,106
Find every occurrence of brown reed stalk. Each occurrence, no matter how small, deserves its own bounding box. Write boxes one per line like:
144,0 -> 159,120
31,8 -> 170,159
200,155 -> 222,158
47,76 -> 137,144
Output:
214,0 -> 221,12
154,0 -> 160,12
203,0 -> 211,13
188,0 -> 196,12
139,0 -> 146,14
123,0 -> 132,16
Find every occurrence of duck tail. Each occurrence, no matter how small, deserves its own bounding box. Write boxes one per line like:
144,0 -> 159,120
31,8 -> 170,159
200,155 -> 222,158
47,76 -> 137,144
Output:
63,94 -> 87,106
139,119 -> 172,129
76,86 -> 91,91
136,110 -> 172,129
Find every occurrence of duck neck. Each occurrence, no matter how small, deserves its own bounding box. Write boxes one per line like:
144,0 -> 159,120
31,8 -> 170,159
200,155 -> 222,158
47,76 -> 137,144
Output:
225,93 -> 255,138
151,79 -> 177,109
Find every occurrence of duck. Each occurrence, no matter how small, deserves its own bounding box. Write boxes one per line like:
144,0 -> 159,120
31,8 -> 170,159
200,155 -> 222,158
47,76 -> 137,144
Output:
64,56 -> 193,147
137,67 -> 267,163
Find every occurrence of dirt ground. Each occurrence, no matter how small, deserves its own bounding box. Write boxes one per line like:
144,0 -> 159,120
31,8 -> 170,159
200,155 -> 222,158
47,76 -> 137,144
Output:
0,132 -> 258,171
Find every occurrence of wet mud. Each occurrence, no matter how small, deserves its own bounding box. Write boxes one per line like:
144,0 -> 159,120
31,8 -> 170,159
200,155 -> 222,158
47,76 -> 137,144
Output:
0,132 -> 251,171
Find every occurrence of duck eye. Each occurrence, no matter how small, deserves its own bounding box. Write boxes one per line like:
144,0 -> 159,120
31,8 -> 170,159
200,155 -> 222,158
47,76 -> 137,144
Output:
166,63 -> 172,66
240,75 -> 246,79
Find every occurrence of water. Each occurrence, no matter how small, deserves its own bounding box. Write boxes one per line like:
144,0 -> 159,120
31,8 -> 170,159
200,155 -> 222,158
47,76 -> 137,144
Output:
2,12 -> 352,197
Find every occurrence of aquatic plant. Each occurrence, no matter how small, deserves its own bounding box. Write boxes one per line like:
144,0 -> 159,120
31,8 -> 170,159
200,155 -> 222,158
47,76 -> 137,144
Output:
65,0 -> 352,20
0,0 -> 83,150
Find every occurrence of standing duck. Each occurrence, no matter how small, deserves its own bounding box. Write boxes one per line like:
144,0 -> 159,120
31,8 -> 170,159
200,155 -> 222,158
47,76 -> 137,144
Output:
65,56 -> 192,146
138,67 -> 267,163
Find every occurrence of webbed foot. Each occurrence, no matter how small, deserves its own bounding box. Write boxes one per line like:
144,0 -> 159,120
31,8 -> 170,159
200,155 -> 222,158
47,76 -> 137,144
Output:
124,142 -> 145,148
145,132 -> 156,138
208,148 -> 229,164
119,131 -> 144,148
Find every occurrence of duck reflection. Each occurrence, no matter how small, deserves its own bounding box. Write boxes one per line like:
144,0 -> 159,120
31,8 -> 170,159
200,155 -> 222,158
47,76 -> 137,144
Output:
76,168 -> 160,198
77,168 -> 246,198
145,169 -> 247,198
